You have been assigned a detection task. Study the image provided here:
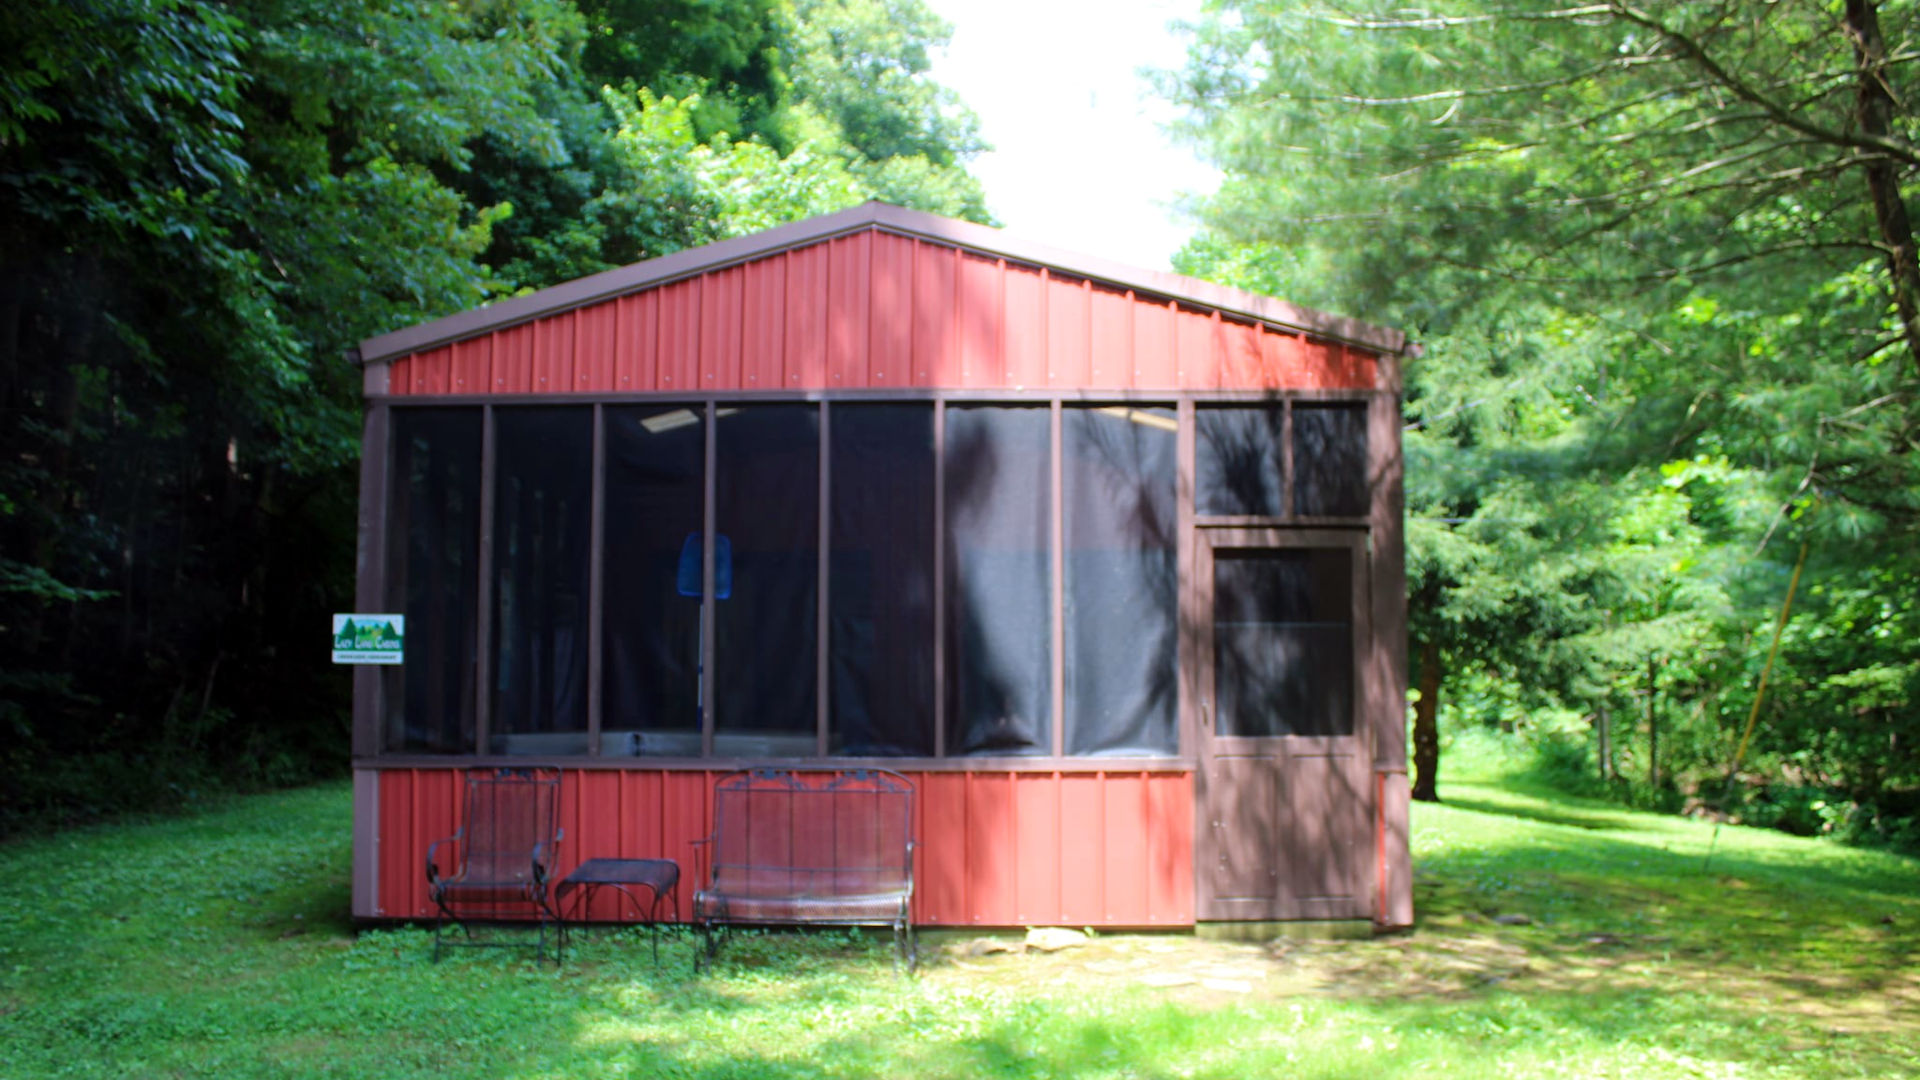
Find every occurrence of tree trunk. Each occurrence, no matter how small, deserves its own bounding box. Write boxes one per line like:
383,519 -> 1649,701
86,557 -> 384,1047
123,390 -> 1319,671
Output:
1598,705 -> 1613,782
1412,639 -> 1442,803
1646,655 -> 1660,789
1844,1 -> 1920,375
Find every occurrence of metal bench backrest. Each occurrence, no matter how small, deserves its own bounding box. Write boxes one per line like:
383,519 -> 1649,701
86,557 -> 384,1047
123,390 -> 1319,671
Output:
709,768 -> 914,899
458,767 -> 561,886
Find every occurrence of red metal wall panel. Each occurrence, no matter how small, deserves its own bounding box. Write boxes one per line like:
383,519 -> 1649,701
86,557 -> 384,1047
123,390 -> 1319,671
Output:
1219,318 -> 1264,389
1176,308 -> 1220,391
493,324 -> 535,394
741,257 -> 786,389
656,279 -> 701,392
1056,774 -> 1105,922
532,312 -> 575,393
957,253 -> 1003,389
451,336 -> 491,394
1013,773 -> 1062,924
962,772 -> 1020,925
827,233 -> 872,387
699,266 -> 744,391
369,767 -> 1196,927
1146,773 -> 1194,923
912,241 -> 960,386
785,246 -> 829,388
1046,274 -> 1092,389
869,232 -> 913,386
614,292 -> 657,391
1131,298 -> 1178,389
917,772 -> 968,924
407,347 -> 452,396
375,225 -> 1383,397
1088,284 -> 1132,388
575,303 -> 618,393
1102,774 -> 1151,924
1001,265 -> 1048,389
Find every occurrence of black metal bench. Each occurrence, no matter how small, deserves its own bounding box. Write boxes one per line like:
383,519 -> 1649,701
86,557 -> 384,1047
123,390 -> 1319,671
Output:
692,767 -> 917,971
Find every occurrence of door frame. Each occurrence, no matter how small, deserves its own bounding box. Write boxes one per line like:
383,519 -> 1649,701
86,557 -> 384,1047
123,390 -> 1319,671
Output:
1191,525 -> 1374,920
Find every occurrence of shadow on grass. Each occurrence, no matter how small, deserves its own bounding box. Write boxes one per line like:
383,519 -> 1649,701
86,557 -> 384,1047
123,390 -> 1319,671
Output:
1439,794 -> 1630,832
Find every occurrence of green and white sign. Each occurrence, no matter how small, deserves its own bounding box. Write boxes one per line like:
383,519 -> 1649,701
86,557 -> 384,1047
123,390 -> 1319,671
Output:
332,614 -> 405,664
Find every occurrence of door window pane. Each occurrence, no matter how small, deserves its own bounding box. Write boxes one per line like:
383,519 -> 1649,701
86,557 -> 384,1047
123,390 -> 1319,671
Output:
1214,547 -> 1352,737
1063,406 -> 1177,755
830,405 -> 936,756
1292,403 -> 1369,517
386,408 -> 481,753
491,408 -> 592,754
944,406 -> 1051,756
1196,406 -> 1285,516
601,406 -> 705,756
714,405 -> 819,756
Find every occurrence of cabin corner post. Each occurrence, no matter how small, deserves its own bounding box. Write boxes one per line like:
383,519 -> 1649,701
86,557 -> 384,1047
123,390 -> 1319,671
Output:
1370,377 -> 1413,928
351,768 -> 381,919
352,398 -> 390,761
351,368 -> 391,921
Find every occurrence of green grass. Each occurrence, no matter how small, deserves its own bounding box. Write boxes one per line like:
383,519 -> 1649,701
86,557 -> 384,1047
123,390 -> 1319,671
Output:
1,773 -> 1916,1079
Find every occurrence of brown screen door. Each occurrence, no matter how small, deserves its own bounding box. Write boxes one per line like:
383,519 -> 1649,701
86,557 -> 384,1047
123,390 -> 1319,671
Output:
1196,529 -> 1373,920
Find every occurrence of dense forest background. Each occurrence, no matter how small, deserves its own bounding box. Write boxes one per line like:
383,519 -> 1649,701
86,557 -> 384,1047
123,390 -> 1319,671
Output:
0,0 -> 989,824
1167,0 -> 1920,849
4,0 -> 1915,853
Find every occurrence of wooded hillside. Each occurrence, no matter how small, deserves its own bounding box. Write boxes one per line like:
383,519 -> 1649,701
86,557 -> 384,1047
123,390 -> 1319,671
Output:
0,0 -> 987,824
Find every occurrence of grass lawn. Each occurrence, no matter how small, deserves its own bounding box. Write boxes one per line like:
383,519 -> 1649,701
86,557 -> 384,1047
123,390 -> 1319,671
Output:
1,769 -> 1915,1079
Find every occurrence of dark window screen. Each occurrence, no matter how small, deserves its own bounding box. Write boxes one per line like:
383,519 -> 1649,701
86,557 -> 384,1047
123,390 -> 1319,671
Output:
829,405 -> 935,756
491,408 -> 592,754
1293,403 -> 1369,517
1197,406 -> 1285,516
1214,547 -> 1353,737
1063,407 -> 1177,755
601,407 -> 705,757
944,406 -> 1051,756
386,408 -> 481,753
715,405 -> 819,755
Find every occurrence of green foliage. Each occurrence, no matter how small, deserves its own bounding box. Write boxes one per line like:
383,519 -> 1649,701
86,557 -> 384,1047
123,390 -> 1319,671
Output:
3,781 -> 1916,1078
1168,1 -> 1920,844
0,0 -> 989,825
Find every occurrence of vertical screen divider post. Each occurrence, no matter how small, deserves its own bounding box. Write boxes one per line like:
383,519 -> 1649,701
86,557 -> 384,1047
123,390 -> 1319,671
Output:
587,403 -> 605,757
932,400 -> 946,758
702,400 -> 717,758
817,402 -> 831,757
1050,400 -> 1065,758
474,404 -> 495,756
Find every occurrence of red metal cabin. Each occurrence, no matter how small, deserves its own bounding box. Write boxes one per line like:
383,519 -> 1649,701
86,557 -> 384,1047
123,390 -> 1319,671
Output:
349,202 -> 1413,930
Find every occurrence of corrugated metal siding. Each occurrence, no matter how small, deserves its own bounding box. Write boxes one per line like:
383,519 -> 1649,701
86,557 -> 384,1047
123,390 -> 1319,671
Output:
383,229 -> 1379,397
374,767 -> 1194,927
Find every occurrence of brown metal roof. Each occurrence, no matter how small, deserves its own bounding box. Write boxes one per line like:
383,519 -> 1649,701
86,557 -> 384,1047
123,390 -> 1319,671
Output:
356,202 -> 1407,365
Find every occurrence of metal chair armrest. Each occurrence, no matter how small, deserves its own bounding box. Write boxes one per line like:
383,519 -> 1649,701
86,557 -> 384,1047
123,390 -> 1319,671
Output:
425,828 -> 465,886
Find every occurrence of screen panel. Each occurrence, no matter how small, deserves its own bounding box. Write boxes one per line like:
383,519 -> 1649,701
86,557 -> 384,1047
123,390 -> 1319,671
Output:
829,404 -> 936,756
1063,406 -> 1178,755
1292,403 -> 1369,517
490,407 -> 593,754
943,405 -> 1052,756
1213,547 -> 1353,737
714,404 -> 820,756
600,406 -> 705,756
1196,405 -> 1285,516
385,408 -> 482,753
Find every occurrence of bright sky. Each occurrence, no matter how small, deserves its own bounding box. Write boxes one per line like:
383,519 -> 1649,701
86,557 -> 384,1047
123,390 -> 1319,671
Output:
920,0 -> 1220,273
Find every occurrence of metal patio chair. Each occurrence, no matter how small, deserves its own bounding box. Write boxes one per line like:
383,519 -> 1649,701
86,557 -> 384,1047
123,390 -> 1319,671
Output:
425,766 -> 564,962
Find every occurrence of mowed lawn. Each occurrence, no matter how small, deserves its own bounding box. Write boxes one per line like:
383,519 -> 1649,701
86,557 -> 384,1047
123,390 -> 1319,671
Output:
1,773 -> 1915,1079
